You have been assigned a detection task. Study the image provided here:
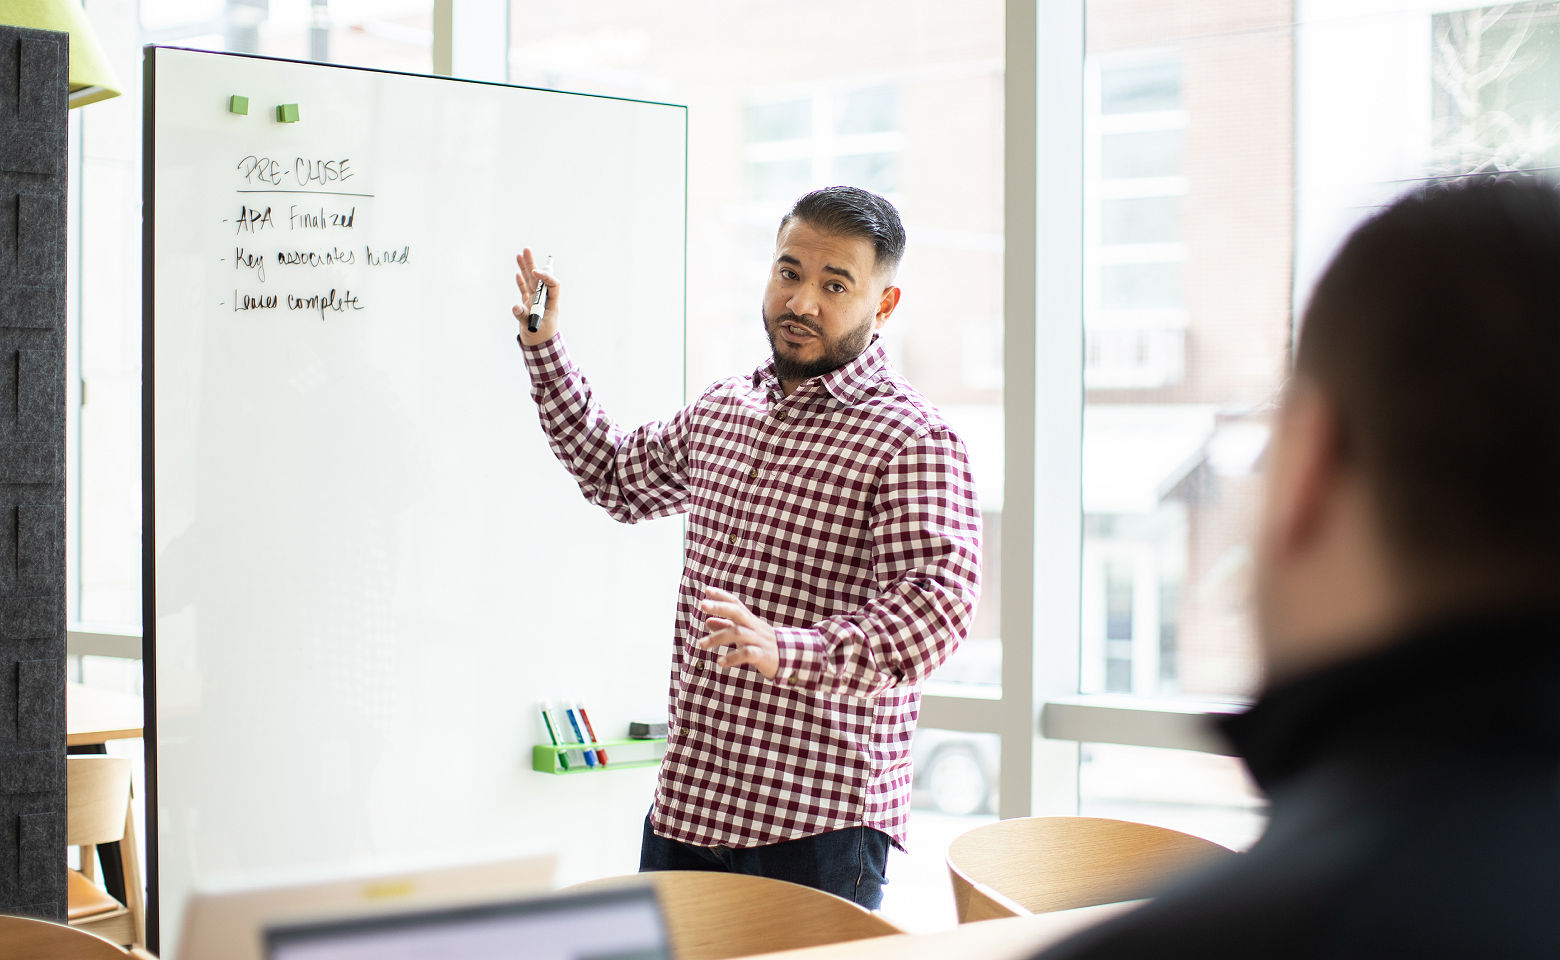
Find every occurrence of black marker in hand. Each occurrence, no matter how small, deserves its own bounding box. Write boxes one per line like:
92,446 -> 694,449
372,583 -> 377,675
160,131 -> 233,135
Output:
527,255 -> 553,333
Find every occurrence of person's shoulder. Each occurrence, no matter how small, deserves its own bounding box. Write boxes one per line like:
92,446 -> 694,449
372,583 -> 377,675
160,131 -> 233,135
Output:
854,367 -> 961,446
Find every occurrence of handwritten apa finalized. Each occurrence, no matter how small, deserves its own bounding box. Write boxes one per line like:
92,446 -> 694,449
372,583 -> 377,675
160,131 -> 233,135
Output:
227,155 -> 409,319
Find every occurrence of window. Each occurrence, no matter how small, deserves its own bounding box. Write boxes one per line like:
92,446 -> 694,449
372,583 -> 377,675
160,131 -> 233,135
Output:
1084,54 -> 1188,392
1064,0 -> 1560,853
742,86 -> 902,203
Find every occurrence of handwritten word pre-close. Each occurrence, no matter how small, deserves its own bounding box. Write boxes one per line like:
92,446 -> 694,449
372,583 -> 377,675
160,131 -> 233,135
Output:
237,155 -> 355,188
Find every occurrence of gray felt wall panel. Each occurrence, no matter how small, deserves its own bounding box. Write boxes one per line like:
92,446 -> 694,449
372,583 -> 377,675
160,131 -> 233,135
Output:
19,349 -> 62,430
0,24 -> 68,920
0,286 -> 56,328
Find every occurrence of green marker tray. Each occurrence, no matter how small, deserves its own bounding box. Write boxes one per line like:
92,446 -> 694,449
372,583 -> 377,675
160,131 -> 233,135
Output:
532,737 -> 667,775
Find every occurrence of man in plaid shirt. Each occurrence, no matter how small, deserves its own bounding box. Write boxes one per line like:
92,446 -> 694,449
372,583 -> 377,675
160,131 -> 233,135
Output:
512,186 -> 982,908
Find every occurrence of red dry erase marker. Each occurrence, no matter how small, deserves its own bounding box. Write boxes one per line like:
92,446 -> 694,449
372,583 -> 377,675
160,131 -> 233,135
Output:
575,700 -> 608,765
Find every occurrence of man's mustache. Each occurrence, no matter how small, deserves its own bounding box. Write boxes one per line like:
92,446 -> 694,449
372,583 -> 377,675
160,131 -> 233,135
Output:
772,313 -> 823,336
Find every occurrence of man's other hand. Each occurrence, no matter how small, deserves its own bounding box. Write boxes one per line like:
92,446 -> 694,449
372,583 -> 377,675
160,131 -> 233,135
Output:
698,587 -> 780,679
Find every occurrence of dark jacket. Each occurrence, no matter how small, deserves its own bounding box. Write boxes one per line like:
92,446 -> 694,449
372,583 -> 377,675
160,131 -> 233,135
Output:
1036,609 -> 1560,959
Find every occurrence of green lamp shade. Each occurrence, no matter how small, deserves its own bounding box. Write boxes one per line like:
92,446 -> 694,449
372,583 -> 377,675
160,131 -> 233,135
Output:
3,0 -> 122,107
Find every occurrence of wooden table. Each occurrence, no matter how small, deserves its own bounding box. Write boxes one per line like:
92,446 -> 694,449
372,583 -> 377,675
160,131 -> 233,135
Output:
67,682 -> 145,747
740,902 -> 1138,960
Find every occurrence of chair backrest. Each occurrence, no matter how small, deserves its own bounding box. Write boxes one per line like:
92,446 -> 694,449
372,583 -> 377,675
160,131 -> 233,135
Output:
0,915 -> 134,960
567,872 -> 904,960
66,756 -> 133,847
946,816 -> 1232,921
66,755 -> 146,948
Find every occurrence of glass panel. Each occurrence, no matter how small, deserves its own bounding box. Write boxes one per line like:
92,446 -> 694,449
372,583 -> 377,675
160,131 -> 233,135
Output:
1100,261 -> 1183,310
746,98 -> 812,143
1430,3 -> 1560,174
1101,195 -> 1183,245
1099,128 -> 1184,179
835,85 -> 897,135
1079,743 -> 1265,850
1083,1 -> 1560,709
748,157 -> 813,203
833,151 -> 899,194
1100,59 -> 1182,115
509,0 -> 1006,692
1082,5 -> 1291,702
885,729 -> 1000,931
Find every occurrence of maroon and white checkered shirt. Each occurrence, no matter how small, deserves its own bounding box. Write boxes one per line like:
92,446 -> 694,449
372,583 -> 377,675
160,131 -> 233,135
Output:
521,333 -> 982,848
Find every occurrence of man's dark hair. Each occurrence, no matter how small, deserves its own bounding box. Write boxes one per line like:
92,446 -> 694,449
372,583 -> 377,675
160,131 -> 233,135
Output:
780,185 -> 907,277
1297,173 -> 1560,599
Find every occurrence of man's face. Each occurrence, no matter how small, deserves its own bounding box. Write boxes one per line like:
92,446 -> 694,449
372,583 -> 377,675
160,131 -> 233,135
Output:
761,219 -> 898,384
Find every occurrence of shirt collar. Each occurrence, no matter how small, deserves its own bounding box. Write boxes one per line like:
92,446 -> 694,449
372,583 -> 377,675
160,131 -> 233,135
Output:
752,336 -> 889,406
1219,606 -> 1560,795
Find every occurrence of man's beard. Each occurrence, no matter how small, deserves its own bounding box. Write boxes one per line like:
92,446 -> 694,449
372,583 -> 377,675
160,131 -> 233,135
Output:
763,308 -> 876,383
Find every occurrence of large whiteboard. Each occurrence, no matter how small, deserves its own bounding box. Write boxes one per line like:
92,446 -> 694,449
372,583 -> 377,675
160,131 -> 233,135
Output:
146,47 -> 686,953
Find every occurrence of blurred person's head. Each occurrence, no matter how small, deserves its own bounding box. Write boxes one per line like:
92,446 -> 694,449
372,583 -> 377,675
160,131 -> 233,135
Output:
1254,174 -> 1560,681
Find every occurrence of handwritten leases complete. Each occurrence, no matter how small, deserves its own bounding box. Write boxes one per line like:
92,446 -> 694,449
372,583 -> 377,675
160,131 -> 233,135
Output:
227,155 -> 410,319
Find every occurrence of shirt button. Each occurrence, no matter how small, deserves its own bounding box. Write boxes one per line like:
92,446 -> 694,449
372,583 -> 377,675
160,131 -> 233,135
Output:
786,675 -> 799,687
728,532 -> 739,544
774,410 -> 787,421
694,660 -> 704,671
749,467 -> 759,480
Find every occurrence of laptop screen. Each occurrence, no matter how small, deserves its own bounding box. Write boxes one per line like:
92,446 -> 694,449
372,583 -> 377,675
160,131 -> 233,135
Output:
263,885 -> 670,960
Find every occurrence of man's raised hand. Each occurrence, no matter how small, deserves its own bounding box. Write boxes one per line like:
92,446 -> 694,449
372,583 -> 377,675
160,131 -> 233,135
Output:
512,247 -> 560,345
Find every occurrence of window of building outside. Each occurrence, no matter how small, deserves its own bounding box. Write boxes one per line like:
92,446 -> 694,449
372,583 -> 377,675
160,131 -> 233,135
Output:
1077,0 -> 1560,851
506,1 -> 1003,931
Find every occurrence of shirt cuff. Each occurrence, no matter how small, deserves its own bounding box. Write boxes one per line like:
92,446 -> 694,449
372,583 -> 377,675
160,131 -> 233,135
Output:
772,625 -> 825,690
517,332 -> 574,384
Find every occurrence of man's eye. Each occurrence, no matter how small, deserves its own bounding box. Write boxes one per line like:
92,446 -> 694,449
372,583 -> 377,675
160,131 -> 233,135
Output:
780,269 -> 798,280
827,283 -> 845,293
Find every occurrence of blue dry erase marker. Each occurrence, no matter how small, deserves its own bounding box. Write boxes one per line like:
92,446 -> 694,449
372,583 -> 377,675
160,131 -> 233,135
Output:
565,703 -> 597,767
548,700 -> 587,768
539,701 -> 569,771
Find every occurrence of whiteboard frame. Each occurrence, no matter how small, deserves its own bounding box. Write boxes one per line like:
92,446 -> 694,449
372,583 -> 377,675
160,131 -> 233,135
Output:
141,45 -> 688,953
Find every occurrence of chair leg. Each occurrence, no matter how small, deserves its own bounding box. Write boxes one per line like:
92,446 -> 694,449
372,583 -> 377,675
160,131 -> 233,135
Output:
121,804 -> 146,947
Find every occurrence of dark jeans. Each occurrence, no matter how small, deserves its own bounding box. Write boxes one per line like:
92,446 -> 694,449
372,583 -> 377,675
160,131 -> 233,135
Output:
639,813 -> 891,910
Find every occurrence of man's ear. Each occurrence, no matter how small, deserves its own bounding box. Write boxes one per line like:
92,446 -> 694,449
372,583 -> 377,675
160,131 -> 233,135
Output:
874,285 -> 902,328
1268,380 -> 1345,557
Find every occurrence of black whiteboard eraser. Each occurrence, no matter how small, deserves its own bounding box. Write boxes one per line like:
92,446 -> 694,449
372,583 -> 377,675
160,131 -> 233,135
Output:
629,721 -> 668,739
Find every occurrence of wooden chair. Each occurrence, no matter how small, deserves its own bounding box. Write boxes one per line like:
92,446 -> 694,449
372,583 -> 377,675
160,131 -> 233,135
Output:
567,871 -> 904,960
67,756 -> 146,949
0,915 -> 156,959
946,816 -> 1232,922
